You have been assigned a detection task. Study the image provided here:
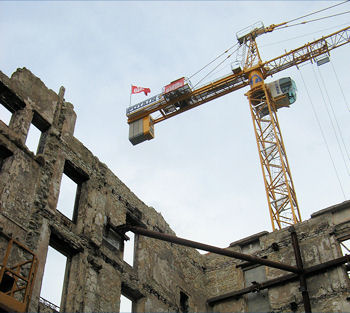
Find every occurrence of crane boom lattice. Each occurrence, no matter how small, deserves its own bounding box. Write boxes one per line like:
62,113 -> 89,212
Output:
247,84 -> 301,230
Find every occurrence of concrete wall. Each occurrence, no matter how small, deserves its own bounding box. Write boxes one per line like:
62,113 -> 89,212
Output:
0,68 -> 349,312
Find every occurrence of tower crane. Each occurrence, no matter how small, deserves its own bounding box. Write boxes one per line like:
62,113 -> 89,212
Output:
126,23 -> 350,230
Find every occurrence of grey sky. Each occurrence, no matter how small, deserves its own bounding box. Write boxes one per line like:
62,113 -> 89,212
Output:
1,1 -> 350,310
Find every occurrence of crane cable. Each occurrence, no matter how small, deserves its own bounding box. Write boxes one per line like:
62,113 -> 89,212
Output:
192,45 -> 241,89
315,64 -> 350,177
285,0 -> 349,25
271,0 -> 350,31
262,22 -> 350,48
330,60 -> 350,114
188,42 -> 239,80
298,68 -> 346,199
277,11 -> 350,30
189,2 -> 350,85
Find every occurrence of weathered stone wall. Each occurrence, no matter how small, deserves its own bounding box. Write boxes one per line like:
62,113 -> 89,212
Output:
0,68 -> 207,312
205,203 -> 350,312
0,68 -> 350,313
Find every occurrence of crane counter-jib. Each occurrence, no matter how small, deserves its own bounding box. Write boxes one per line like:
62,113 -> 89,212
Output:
127,71 -> 249,123
126,92 -> 163,116
127,72 -> 250,145
126,77 -> 191,121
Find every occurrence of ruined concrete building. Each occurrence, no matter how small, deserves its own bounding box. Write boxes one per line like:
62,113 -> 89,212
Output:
0,68 -> 350,312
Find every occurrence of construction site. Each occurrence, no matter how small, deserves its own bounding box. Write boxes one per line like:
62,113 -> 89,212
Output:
1,2 -> 350,313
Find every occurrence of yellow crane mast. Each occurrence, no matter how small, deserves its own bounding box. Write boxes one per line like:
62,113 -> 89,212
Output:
126,24 -> 350,230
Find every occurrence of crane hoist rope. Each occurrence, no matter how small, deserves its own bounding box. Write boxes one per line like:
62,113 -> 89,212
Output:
126,23 -> 350,230
313,64 -> 350,184
330,59 -> 350,114
298,68 -> 347,200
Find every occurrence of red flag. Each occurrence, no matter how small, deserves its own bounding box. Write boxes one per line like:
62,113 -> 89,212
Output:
131,85 -> 151,96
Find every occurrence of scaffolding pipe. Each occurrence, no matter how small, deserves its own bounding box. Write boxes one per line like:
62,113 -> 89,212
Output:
127,225 -> 350,308
208,272 -> 298,306
207,254 -> 350,306
290,226 -> 312,313
128,226 -> 299,273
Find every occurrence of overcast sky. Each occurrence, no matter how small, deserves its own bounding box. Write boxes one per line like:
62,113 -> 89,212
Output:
1,1 -> 350,310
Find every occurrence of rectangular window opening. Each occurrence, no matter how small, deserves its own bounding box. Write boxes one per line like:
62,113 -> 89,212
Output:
123,231 -> 135,266
180,291 -> 189,313
40,245 -> 69,312
340,238 -> 350,278
120,294 -> 133,313
0,102 -> 13,126
103,224 -> 123,257
26,112 -> 50,155
120,283 -> 143,313
57,173 -> 78,221
0,145 -> 13,171
57,161 -> 88,222
26,123 -> 42,154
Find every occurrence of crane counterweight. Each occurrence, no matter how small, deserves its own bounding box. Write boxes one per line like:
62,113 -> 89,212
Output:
129,116 -> 154,146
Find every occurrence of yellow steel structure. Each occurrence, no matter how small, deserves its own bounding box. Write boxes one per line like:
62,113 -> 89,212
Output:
243,26 -> 302,230
246,81 -> 301,229
127,25 -> 350,230
0,233 -> 38,313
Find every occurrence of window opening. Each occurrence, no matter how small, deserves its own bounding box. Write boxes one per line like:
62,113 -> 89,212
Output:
120,294 -> 132,313
57,173 -> 78,221
26,123 -> 42,154
0,145 -> 12,171
25,112 -> 50,155
340,238 -> 350,278
180,291 -> 189,313
0,103 -> 12,126
341,239 -> 350,254
123,231 -> 135,266
57,161 -> 88,222
40,246 -> 68,310
103,225 -> 122,253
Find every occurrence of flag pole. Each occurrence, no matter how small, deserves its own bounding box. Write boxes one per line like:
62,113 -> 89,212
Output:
129,84 -> 132,107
